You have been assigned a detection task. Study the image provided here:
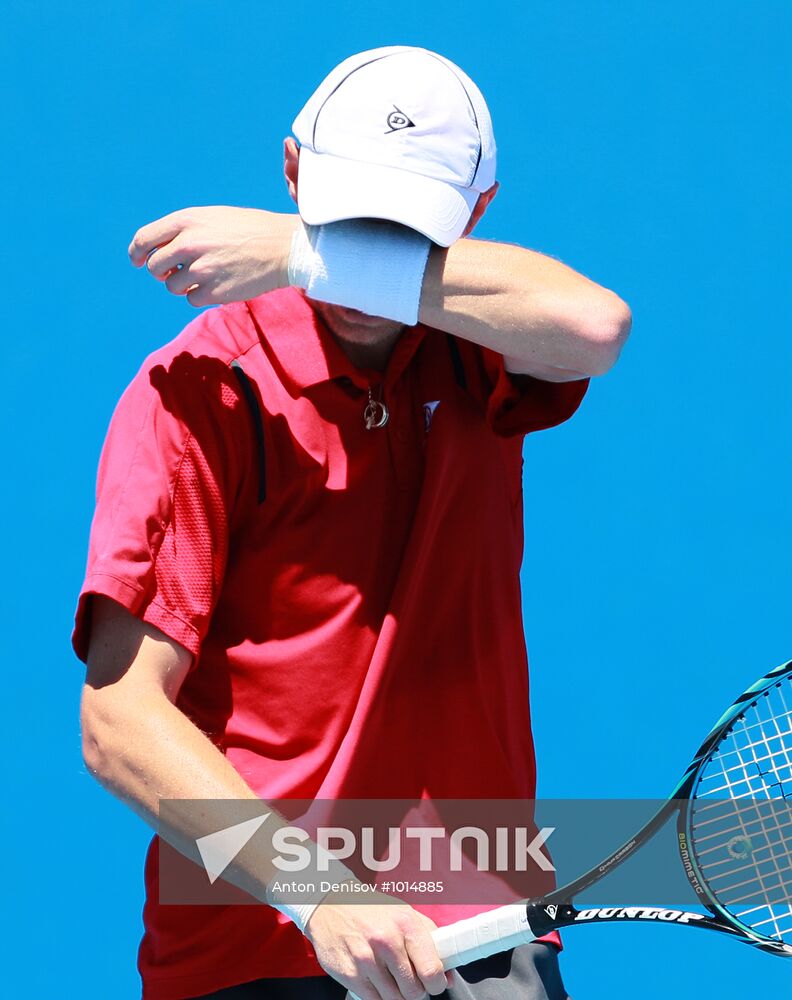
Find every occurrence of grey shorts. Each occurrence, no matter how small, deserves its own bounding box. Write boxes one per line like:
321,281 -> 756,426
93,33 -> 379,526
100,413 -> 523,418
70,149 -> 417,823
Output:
192,943 -> 569,1000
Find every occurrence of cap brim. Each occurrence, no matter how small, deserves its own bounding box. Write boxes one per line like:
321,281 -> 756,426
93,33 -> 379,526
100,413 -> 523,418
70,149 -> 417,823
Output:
296,147 -> 478,248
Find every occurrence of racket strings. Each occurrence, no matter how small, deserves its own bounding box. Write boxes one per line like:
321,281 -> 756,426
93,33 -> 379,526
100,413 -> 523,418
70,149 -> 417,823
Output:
718,684 -> 792,931
699,855 -> 792,889
691,677 -> 792,944
695,814 -> 792,852
698,709 -> 792,795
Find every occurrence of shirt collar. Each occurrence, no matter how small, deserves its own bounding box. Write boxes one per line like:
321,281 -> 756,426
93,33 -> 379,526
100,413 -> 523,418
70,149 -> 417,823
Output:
246,288 -> 429,393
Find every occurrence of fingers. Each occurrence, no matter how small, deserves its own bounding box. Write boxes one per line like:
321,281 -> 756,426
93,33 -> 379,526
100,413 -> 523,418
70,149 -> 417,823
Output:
377,947 -> 427,1000
368,920 -> 445,1000
160,261 -> 220,308
307,900 -> 446,1000
402,928 -> 447,996
186,283 -> 217,308
129,212 -> 220,307
164,264 -> 198,296
128,211 -> 192,267
147,241 -> 195,280
142,245 -> 214,307
347,948 -> 426,1000
409,913 -> 449,994
368,963 -> 411,1000
173,270 -> 217,308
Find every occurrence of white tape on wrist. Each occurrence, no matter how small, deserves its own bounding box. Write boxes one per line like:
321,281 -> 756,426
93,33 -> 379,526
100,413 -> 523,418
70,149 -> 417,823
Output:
265,850 -> 357,935
287,220 -> 319,290
287,218 -> 432,326
268,899 -> 320,934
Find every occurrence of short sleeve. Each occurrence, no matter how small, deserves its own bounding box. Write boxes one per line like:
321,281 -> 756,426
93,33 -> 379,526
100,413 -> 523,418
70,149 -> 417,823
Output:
456,340 -> 589,438
72,350 -> 251,662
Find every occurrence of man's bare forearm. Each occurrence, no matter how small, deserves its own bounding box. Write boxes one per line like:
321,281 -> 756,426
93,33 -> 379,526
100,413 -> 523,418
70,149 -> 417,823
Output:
82,681 -> 289,900
83,687 -> 447,996
420,237 -> 631,378
129,207 -> 631,378
81,599 -> 449,998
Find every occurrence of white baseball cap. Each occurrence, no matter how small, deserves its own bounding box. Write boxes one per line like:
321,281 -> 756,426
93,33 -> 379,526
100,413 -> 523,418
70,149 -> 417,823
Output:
292,46 -> 497,247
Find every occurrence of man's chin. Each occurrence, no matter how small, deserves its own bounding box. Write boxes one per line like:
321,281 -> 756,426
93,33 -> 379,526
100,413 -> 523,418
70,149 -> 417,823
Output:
332,304 -> 387,326
310,298 -> 403,337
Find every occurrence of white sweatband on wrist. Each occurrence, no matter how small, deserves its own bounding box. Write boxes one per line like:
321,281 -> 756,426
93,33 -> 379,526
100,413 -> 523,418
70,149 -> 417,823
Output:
288,218 -> 432,326
265,848 -> 358,934
287,219 -> 320,290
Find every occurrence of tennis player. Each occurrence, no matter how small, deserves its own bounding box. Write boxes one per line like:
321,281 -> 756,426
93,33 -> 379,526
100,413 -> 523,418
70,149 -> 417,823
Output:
74,46 -> 631,1000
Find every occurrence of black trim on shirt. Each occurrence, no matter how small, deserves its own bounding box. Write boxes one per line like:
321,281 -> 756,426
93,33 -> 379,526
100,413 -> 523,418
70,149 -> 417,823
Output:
231,361 -> 267,504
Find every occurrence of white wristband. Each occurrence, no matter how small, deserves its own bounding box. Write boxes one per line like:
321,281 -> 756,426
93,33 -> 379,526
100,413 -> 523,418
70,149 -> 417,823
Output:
287,220 -> 319,290
288,218 -> 432,326
265,849 -> 358,934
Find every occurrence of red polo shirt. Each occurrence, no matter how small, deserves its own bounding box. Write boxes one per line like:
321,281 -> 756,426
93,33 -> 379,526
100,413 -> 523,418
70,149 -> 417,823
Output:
73,287 -> 587,998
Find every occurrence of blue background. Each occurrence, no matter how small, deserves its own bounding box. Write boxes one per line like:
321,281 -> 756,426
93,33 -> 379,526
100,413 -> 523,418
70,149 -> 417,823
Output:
3,1 -> 789,996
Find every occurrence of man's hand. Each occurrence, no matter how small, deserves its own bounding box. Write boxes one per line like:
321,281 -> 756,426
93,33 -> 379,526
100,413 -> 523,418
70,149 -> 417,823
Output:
128,206 -> 298,307
305,895 -> 451,1000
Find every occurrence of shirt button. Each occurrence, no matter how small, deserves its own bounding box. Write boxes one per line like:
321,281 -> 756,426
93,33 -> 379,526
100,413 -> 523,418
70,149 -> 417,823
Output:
396,425 -> 409,442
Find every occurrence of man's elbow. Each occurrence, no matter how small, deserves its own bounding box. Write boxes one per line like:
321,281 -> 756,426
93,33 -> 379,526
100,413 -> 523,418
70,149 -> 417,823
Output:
580,295 -> 632,376
82,732 -> 107,784
80,688 -> 119,786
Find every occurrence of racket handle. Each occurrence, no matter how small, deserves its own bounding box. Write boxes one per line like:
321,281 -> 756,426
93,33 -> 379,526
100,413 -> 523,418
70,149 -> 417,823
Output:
432,903 -> 535,969
347,905 -> 536,996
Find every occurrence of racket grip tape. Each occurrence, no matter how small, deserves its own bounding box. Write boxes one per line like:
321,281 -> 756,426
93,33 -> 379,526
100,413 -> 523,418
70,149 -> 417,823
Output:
346,904 -> 536,998
431,903 -> 536,969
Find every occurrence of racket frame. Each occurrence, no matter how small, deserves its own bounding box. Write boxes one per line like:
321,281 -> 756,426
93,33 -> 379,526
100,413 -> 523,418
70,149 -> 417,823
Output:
433,660 -> 792,967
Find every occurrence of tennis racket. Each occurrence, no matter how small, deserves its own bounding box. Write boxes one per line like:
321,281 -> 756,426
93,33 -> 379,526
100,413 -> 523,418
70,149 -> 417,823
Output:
432,659 -> 792,966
